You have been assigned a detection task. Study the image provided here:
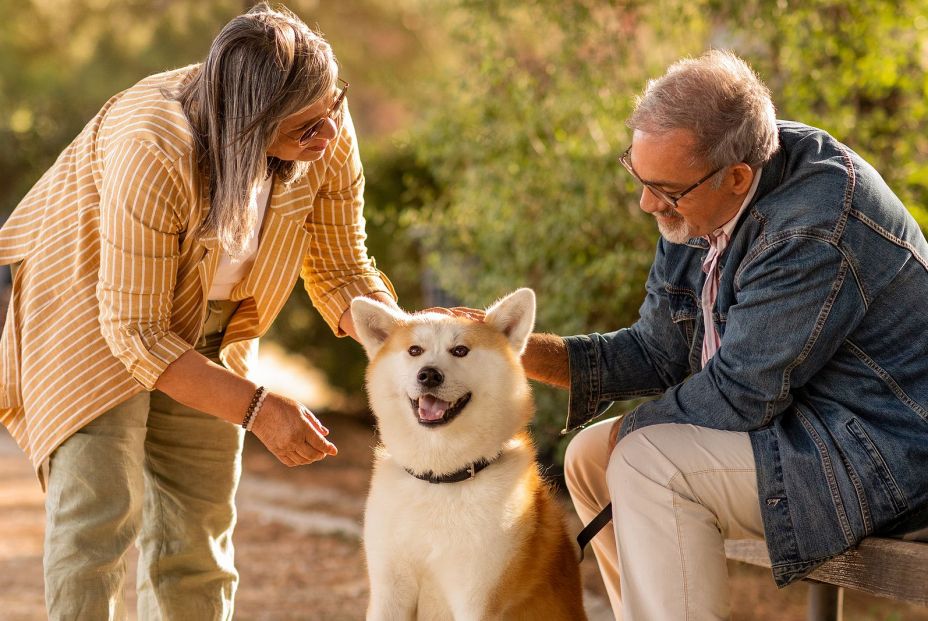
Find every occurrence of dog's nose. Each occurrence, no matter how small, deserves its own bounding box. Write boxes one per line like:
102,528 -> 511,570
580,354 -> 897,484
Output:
417,366 -> 444,388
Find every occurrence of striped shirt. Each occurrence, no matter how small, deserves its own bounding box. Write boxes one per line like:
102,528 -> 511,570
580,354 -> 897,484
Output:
0,66 -> 395,483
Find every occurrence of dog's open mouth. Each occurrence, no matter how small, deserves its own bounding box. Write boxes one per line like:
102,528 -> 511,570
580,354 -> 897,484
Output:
409,393 -> 472,427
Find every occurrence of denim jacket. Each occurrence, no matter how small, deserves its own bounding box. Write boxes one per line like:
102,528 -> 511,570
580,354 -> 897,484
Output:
564,121 -> 928,587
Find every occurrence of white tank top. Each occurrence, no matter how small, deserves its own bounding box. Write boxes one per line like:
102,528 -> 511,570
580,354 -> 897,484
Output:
208,175 -> 273,300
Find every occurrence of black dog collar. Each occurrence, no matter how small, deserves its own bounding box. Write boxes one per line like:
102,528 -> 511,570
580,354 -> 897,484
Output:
404,453 -> 502,484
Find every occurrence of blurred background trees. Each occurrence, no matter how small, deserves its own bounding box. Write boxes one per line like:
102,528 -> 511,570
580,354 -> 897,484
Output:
2,0 -> 926,465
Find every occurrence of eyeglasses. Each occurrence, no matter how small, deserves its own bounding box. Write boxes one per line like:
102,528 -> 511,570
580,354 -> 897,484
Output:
292,78 -> 349,145
619,145 -> 723,208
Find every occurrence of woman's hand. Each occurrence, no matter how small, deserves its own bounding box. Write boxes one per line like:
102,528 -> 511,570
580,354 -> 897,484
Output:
250,392 -> 338,467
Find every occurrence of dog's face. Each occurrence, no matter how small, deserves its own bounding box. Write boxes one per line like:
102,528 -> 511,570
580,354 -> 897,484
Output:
351,289 -> 536,470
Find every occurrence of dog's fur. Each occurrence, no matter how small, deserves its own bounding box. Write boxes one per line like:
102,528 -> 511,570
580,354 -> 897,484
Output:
352,289 -> 586,621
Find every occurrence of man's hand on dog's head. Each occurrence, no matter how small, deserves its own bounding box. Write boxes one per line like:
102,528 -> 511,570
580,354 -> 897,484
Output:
418,307 -> 486,322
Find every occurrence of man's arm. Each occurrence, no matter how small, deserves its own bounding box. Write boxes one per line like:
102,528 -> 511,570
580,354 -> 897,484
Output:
521,332 -> 570,389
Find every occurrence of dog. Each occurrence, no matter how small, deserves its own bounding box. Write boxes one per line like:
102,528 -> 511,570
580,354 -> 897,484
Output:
351,288 -> 587,621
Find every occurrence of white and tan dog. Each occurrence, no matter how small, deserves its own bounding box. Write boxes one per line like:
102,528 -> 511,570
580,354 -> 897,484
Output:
351,289 -> 586,621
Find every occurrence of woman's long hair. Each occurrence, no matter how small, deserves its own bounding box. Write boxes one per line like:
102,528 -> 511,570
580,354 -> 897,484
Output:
169,3 -> 336,257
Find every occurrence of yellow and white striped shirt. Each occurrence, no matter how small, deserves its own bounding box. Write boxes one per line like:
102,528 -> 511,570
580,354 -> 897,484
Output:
0,66 -> 395,483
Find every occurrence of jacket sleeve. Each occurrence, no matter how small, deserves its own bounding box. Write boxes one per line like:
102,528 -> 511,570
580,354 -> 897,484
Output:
301,109 -> 396,335
97,139 -> 192,390
562,239 -> 692,431
619,235 -> 866,439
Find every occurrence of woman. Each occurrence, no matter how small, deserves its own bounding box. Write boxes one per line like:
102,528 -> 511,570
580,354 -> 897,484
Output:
0,4 -> 395,618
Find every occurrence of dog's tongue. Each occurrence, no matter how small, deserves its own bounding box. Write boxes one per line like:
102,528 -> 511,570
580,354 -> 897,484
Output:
418,395 -> 450,422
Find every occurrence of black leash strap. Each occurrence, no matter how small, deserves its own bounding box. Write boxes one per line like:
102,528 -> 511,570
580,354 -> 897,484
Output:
576,502 -> 613,562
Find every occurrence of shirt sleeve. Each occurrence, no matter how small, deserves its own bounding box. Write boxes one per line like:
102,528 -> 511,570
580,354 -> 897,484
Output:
97,139 -> 193,390
562,239 -> 692,431
618,235 -> 866,439
300,110 -> 396,335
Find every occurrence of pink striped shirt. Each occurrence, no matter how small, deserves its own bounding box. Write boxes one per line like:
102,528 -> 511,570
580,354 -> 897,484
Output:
700,170 -> 762,367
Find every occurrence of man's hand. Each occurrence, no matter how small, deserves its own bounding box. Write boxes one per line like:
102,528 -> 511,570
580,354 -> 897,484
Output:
251,392 -> 338,467
419,306 -> 486,322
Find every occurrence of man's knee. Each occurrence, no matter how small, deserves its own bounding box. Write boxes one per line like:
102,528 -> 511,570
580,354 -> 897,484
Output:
607,424 -> 683,501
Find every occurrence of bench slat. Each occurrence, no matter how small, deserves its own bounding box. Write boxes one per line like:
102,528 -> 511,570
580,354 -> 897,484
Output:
724,537 -> 928,606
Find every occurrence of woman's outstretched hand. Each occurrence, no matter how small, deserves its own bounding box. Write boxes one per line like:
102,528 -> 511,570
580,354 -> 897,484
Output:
251,392 -> 338,467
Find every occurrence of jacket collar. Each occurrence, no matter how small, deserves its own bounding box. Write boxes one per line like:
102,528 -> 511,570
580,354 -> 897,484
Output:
267,156 -> 331,220
755,143 -> 787,206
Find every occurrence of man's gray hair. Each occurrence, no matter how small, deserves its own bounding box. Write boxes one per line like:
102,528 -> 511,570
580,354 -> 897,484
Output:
627,49 -> 779,172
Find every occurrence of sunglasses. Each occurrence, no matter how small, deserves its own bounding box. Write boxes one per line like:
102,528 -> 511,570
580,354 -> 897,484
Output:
292,78 -> 349,145
619,145 -> 723,208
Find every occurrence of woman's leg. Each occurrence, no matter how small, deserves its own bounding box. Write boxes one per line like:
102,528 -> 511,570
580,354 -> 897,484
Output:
44,392 -> 150,620
136,301 -> 244,621
135,389 -> 244,621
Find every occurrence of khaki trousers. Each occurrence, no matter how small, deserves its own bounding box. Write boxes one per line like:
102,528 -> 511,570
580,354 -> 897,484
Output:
43,301 -> 244,621
565,418 -> 765,621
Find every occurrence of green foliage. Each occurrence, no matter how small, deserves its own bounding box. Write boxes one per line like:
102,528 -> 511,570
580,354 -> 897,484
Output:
0,0 -> 248,215
409,1 -> 658,334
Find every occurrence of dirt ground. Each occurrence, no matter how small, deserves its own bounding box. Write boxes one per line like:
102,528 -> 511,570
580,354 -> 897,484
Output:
1,415 -> 926,620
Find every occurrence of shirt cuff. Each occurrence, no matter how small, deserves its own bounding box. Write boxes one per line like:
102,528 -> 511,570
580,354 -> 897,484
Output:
562,334 -> 614,434
123,329 -> 194,390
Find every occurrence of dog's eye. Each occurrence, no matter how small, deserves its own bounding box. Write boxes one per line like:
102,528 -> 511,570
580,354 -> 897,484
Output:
408,345 -> 423,357
450,345 -> 469,358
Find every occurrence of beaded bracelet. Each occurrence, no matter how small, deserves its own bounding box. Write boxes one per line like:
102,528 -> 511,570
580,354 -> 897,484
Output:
241,386 -> 268,431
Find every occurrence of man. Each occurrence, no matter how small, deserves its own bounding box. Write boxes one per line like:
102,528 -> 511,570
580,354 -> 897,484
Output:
0,5 -> 395,619
521,50 -> 928,620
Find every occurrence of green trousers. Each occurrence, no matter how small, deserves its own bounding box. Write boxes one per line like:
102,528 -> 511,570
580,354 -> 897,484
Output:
43,301 -> 244,621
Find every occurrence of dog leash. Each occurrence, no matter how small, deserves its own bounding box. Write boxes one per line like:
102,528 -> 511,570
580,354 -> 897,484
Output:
576,503 -> 613,562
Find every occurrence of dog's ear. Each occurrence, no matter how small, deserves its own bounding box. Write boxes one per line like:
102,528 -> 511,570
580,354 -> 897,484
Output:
485,288 -> 536,355
350,297 -> 406,359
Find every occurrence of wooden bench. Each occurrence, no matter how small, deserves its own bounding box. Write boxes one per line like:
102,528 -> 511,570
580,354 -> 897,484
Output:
725,537 -> 928,620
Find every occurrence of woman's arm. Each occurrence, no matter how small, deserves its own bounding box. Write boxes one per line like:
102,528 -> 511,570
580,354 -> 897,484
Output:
155,350 -> 337,465
300,109 -> 397,337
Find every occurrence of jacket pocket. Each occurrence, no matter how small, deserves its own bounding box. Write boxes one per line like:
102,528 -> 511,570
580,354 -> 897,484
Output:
846,418 -> 908,515
666,288 -> 699,351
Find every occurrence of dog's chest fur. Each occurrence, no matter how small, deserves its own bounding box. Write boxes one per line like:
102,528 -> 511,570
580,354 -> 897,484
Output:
364,446 -> 536,608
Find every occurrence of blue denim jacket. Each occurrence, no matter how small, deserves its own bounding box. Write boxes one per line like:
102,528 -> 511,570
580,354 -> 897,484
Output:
564,121 -> 928,587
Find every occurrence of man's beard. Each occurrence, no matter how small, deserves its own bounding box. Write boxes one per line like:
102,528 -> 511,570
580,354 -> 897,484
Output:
655,208 -> 693,244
